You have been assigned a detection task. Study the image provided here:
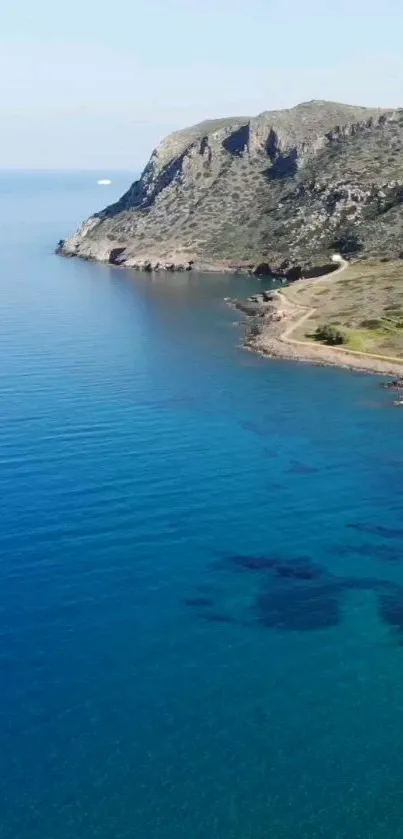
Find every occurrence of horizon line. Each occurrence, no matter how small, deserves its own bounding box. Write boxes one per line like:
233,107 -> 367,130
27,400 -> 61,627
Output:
0,167 -> 138,172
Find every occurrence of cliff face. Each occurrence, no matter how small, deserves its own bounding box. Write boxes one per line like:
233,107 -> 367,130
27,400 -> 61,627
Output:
61,100 -> 403,270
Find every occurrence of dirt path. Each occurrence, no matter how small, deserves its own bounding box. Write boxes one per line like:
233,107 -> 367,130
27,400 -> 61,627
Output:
281,260 -> 403,367
252,258 -> 403,375
282,257 -> 348,340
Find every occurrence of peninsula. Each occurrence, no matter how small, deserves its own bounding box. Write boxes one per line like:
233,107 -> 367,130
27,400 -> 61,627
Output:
59,100 -> 403,272
59,99 -> 403,374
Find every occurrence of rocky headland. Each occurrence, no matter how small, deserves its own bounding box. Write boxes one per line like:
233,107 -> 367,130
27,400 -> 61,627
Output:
59,100 -> 403,273
59,100 -> 403,378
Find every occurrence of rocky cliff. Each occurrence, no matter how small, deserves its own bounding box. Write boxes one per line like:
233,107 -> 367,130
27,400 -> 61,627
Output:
60,100 -> 403,271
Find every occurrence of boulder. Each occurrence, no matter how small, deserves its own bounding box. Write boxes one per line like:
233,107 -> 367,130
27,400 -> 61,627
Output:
382,377 -> 403,389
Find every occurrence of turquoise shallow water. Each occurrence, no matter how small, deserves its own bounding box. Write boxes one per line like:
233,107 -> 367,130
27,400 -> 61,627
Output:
1,172 -> 403,838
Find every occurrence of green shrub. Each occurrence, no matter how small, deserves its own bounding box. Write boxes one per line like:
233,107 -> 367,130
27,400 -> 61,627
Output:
314,324 -> 346,346
331,228 -> 362,255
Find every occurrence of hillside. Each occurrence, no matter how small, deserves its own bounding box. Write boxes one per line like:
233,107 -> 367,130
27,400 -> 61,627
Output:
60,100 -> 403,272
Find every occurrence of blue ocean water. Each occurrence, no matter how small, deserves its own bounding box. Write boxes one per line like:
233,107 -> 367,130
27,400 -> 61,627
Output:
1,171 -> 403,839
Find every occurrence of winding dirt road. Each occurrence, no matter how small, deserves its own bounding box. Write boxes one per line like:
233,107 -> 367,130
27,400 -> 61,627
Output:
253,258 -> 403,375
280,260 -> 403,368
281,257 -> 348,343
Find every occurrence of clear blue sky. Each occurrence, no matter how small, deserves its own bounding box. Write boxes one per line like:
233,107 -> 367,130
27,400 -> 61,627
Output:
1,0 -> 403,170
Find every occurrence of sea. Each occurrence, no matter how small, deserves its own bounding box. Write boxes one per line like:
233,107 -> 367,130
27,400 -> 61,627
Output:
1,170 -> 403,839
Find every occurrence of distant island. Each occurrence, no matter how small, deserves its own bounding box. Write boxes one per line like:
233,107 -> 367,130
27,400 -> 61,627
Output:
59,99 -> 403,375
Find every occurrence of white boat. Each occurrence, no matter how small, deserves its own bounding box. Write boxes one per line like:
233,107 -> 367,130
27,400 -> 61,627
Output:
97,179 -> 112,185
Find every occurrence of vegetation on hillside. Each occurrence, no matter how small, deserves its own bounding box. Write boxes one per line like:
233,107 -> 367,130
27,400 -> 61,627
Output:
64,102 -> 403,267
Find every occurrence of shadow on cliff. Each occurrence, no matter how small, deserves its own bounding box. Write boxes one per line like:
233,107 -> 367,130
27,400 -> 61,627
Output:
264,130 -> 299,179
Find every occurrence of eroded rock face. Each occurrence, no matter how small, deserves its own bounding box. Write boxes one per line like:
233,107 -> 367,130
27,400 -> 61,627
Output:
253,263 -> 273,278
60,101 -> 403,269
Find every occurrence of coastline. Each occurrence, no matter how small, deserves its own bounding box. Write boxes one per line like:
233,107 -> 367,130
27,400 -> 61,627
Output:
237,262 -> 403,377
247,327 -> 403,376
58,238 -> 341,283
58,244 -> 334,281
60,236 -> 403,377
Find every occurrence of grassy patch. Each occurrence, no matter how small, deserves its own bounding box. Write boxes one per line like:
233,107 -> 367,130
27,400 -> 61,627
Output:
344,329 -> 380,351
286,261 -> 403,357
345,321 -> 403,352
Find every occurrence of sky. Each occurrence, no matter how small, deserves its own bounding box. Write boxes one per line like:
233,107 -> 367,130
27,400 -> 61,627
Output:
1,0 -> 403,170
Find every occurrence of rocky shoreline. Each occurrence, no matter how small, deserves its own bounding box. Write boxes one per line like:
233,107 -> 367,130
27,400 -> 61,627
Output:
231,287 -> 403,378
56,239 -> 341,283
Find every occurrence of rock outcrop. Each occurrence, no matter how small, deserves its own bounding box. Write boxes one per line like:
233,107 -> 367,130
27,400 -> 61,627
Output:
60,101 -> 403,270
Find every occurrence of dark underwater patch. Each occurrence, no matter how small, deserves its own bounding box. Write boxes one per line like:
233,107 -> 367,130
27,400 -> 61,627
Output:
226,554 -> 278,571
274,557 -> 324,581
185,597 -> 215,608
347,522 -> 403,539
256,580 -> 341,631
239,420 -> 267,437
340,575 -> 393,596
331,542 -> 402,562
202,612 -> 235,624
287,460 -> 319,475
262,447 -> 279,458
207,548 -> 403,635
223,553 -> 325,580
377,586 -> 403,631
265,481 -> 286,492
252,565 -> 398,633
